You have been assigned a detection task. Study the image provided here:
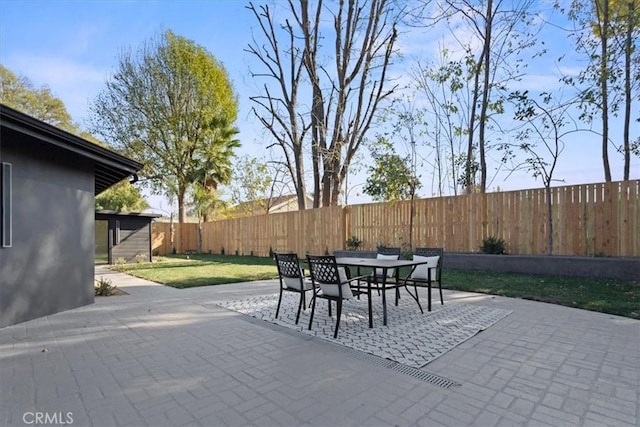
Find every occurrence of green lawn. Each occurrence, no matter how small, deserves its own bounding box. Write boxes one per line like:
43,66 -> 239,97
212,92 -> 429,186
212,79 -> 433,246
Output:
110,254 -> 278,288
110,254 -> 640,319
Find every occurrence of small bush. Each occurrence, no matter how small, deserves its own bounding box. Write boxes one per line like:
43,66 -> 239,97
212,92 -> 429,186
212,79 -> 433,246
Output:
135,254 -> 147,263
480,236 -> 506,254
221,246 -> 225,255
346,236 -> 362,251
95,277 -> 118,296
115,257 -> 127,265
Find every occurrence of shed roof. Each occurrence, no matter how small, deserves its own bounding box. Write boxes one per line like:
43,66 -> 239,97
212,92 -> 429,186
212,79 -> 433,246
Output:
0,104 -> 143,194
96,210 -> 161,219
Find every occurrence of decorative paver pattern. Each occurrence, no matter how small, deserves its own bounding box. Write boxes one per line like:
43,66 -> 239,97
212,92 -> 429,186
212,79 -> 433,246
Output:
219,293 -> 512,368
1,268 -> 638,427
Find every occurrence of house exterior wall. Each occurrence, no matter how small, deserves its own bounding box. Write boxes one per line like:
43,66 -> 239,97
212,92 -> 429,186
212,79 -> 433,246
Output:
0,130 -> 95,327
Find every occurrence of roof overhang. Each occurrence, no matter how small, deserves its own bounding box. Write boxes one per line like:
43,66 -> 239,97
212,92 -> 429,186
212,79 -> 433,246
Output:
96,210 -> 161,219
0,104 -> 143,194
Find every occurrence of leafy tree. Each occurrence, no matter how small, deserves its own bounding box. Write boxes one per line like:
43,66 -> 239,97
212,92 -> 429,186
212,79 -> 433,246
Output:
224,155 -> 292,216
0,65 -> 75,131
95,181 -> 149,212
89,30 -> 240,235
228,156 -> 272,212
414,0 -> 539,193
363,138 -> 421,202
608,0 -> 639,179
411,48 -> 473,196
246,0 -> 400,208
503,90 -> 589,254
562,0 -> 640,181
1,65 -> 148,206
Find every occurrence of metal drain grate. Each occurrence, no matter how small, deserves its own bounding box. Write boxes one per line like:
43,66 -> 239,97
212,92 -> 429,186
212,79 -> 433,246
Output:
329,342 -> 460,389
236,309 -> 460,388
389,363 -> 459,388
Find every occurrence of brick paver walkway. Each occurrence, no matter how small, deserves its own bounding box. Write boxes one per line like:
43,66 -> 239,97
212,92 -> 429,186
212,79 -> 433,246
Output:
1,266 -> 638,426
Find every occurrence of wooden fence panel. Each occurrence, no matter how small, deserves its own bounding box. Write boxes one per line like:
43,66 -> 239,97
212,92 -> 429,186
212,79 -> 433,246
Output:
152,180 -> 640,257
151,222 -> 172,255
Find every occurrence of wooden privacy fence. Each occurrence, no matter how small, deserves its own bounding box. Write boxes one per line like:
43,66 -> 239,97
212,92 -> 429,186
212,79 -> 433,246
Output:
152,180 -> 640,257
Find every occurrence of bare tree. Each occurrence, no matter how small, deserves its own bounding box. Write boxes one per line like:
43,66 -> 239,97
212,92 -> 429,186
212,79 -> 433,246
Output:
247,0 -> 400,207
245,2 -> 310,210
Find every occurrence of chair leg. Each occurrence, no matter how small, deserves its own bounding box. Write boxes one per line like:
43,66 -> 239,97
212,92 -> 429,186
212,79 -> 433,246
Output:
308,294 -> 317,330
275,289 -> 283,319
295,293 -> 304,324
439,283 -> 444,305
334,300 -> 342,338
328,300 -> 332,317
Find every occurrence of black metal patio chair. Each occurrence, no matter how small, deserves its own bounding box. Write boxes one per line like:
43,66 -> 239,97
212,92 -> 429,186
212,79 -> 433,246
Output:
400,247 -> 444,311
306,255 -> 370,338
274,252 -> 314,324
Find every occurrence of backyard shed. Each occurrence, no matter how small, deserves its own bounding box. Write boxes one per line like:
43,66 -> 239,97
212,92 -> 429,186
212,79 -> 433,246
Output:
0,104 -> 143,328
95,211 -> 160,264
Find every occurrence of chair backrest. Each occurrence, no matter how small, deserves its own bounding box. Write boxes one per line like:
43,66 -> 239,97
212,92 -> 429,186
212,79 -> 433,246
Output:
307,255 -> 353,299
412,247 -> 443,280
376,246 -> 401,277
274,252 -> 304,290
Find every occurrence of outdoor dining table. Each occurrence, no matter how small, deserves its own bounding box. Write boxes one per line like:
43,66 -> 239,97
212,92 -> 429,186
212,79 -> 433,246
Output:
334,257 -> 430,328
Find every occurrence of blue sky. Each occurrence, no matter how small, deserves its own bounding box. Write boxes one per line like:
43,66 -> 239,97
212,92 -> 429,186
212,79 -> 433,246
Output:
1,0 -> 637,213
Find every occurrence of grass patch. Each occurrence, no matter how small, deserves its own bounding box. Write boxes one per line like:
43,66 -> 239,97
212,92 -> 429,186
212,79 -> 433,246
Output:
442,269 -> 640,320
110,254 -> 278,289
109,254 -> 639,319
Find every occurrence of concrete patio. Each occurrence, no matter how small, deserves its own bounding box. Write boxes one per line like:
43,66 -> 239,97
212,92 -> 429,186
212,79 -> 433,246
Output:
1,266 -> 638,426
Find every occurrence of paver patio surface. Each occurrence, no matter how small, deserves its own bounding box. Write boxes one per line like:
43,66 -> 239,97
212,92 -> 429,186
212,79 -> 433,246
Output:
1,266 -> 638,426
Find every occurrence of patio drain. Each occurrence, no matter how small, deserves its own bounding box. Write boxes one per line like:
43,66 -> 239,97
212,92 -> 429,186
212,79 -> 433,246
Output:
232,304 -> 461,388
327,342 -> 460,389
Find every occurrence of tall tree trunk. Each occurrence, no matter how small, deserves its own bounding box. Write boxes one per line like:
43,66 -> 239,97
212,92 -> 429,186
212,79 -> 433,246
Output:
301,0 -> 324,208
465,55 -> 482,194
478,0 -> 494,193
295,147 -> 308,209
623,0 -> 634,180
545,183 -> 553,255
177,186 -> 186,253
600,0 -> 612,182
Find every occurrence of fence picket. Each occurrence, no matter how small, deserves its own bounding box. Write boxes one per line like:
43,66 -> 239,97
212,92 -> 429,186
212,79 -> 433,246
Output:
151,180 -> 640,257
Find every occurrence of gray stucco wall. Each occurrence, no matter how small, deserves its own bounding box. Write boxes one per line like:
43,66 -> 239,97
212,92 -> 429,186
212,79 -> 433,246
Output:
0,132 -> 95,327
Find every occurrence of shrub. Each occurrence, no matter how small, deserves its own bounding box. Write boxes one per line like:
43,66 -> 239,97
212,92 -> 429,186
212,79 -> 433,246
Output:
95,277 -> 118,296
346,236 -> 362,251
480,236 -> 506,254
115,257 -> 127,265
135,254 -> 147,263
